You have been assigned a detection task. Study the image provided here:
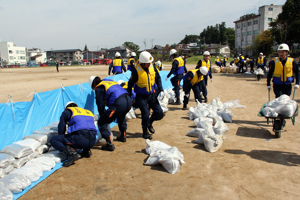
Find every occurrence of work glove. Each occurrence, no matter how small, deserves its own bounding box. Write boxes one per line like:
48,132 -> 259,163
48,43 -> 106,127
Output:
295,84 -> 299,89
267,86 -> 271,90
165,77 -> 168,81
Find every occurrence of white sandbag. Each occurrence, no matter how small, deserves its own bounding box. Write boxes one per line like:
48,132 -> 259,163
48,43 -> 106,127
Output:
217,108 -> 233,123
211,115 -> 223,126
193,117 -> 213,129
194,106 -> 209,118
212,66 -> 220,73
210,97 -> 224,110
144,149 -> 166,166
13,157 -> 29,169
43,121 -> 59,131
186,128 -> 205,138
27,152 -> 39,161
0,184 -> 13,200
32,129 -> 58,136
3,165 -> 14,176
263,95 -> 297,117
35,145 -> 49,155
254,68 -> 264,75
26,157 -> 56,172
0,154 -> 15,168
203,134 -> 224,153
180,90 -> 184,104
213,121 -> 229,135
0,173 -> 31,193
0,144 -> 33,159
10,163 -> 43,182
0,168 -> 4,178
14,138 -> 41,152
161,106 -> 168,113
125,107 -> 136,120
23,133 -> 48,145
221,67 -> 227,73
39,150 -> 67,163
262,107 -> 278,117
145,139 -> 171,155
158,147 -> 185,174
274,102 -> 297,117
193,126 -> 215,145
188,107 -> 195,120
223,100 -> 246,108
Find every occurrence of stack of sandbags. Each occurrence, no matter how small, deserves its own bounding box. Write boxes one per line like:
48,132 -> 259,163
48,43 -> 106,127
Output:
226,66 -> 237,73
144,140 -> 185,174
166,88 -> 184,105
212,66 -> 221,73
0,154 -> 15,178
220,67 -> 227,73
262,94 -> 297,117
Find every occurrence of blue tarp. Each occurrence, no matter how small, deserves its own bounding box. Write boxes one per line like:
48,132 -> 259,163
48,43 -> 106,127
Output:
0,70 -> 174,199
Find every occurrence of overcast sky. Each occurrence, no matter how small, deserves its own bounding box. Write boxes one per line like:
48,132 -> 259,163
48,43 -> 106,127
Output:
0,0 -> 286,51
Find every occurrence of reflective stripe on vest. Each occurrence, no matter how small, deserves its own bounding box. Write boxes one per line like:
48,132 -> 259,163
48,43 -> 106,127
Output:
172,57 -> 185,75
67,107 -> 97,134
134,64 -> 156,95
273,57 -> 294,85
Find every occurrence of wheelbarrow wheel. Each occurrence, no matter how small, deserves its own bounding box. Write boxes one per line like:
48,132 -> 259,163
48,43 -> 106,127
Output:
257,75 -> 261,81
275,130 -> 281,138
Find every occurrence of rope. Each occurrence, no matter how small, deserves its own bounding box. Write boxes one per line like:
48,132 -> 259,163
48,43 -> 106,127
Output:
27,90 -> 42,102
6,94 -> 15,118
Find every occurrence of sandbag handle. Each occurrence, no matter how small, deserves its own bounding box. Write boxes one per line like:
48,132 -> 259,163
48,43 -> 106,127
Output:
293,88 -> 297,101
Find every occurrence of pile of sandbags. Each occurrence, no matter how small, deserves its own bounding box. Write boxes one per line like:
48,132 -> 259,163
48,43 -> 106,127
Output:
144,140 -> 185,174
226,66 -> 237,73
220,67 -> 227,73
254,68 -> 264,75
262,94 -> 297,117
166,88 -> 184,105
187,97 -> 245,153
212,66 -> 221,73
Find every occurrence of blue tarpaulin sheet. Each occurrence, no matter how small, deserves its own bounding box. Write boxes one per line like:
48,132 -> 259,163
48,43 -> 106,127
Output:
0,70 -> 174,199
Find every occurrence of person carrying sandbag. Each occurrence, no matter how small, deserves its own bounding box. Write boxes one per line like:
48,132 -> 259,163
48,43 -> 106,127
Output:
50,102 -> 97,167
182,67 -> 208,110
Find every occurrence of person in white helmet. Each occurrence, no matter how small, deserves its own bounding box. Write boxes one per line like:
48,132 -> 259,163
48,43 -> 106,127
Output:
127,51 -> 164,139
153,60 -> 162,71
108,52 -> 127,75
165,49 -> 187,104
238,54 -> 245,73
127,52 -> 136,71
182,67 -> 208,110
195,51 -> 212,103
50,102 -> 97,167
256,52 -> 266,70
267,43 -> 299,98
89,75 -> 132,151
215,56 -> 222,67
222,55 -> 228,67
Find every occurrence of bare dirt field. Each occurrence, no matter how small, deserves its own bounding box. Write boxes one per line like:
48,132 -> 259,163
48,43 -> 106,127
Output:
1,64 -> 299,200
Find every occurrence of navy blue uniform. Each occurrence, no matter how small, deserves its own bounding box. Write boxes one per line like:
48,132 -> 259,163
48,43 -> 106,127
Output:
195,60 -> 212,98
183,71 -> 202,105
127,66 -> 164,129
50,109 -> 97,152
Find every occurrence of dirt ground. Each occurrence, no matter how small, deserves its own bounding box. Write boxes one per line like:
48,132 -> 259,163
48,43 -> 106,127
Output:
1,64 -> 299,200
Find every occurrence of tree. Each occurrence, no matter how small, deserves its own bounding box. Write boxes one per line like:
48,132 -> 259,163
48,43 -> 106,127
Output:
179,35 -> 200,44
84,44 -> 89,51
270,0 -> 300,46
248,30 -> 274,57
225,27 -> 235,49
123,42 -> 140,53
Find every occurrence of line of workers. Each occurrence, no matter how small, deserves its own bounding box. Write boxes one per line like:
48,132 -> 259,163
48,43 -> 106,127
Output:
50,43 -> 299,167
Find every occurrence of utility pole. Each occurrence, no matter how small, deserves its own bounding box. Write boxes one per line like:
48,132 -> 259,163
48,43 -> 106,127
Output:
144,39 -> 147,50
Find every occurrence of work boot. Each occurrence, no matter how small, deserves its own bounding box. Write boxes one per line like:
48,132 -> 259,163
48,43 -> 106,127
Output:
175,97 -> 181,105
142,128 -> 152,140
63,146 -> 80,167
81,148 -> 92,158
204,97 -> 208,103
182,104 -> 187,110
148,125 -> 155,134
101,136 -> 115,151
116,132 -> 127,142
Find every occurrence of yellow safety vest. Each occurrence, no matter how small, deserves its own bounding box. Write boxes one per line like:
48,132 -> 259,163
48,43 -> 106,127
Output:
68,107 -> 94,118
257,57 -> 264,65
201,59 -> 211,71
216,58 -> 220,62
134,64 -> 156,94
188,69 -> 204,86
273,57 -> 294,84
113,59 -> 122,66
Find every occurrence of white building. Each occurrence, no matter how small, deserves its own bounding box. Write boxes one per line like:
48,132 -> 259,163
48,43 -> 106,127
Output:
0,42 -> 27,65
234,4 -> 282,56
27,48 -> 47,64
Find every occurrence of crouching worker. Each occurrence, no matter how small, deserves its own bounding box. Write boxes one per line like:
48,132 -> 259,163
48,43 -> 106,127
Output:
89,76 -> 132,151
182,67 -> 208,110
50,102 -> 97,167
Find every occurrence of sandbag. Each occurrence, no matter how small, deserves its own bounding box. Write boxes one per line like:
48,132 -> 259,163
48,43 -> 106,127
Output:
27,152 -> 39,161
144,149 -> 166,166
39,150 -> 67,163
0,173 -> 31,193
212,66 -> 220,73
14,139 -> 41,152
13,157 -> 29,169
42,121 -> 59,131
0,154 -> 15,168
203,134 -> 224,153
188,107 -> 195,120
158,147 -> 185,174
193,126 -> 215,145
0,144 -> 33,159
10,163 -> 43,182
221,67 -> 227,73
145,140 -> 171,155
193,117 -> 213,129
35,145 -> 49,155
3,165 -> 14,176
213,121 -> 229,135
0,184 -> 13,200
26,157 -> 56,172
23,133 -> 48,145
186,128 -> 205,138
217,108 -> 233,123
125,107 -> 136,120
263,95 -> 297,117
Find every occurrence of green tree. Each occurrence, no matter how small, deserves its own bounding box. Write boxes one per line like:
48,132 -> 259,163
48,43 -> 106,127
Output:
179,34 -> 200,44
248,30 -> 274,57
123,42 -> 140,53
84,44 -> 89,51
225,27 -> 235,49
270,0 -> 300,47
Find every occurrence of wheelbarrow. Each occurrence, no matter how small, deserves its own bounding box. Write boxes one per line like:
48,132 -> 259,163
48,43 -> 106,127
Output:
258,88 -> 298,138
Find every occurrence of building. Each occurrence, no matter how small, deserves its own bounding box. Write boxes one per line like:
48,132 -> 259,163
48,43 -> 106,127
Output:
106,46 -> 132,59
234,4 -> 282,56
0,42 -> 27,65
199,44 -> 230,57
46,49 -> 82,62
27,48 -> 47,64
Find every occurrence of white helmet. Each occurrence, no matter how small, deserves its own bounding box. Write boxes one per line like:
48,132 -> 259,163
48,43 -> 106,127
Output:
236,57 -> 239,59
246,58 -> 249,61
65,101 -> 78,108
156,61 -> 161,66
115,52 -> 121,57
117,80 -> 125,85
277,43 -> 289,51
139,51 -> 153,63
199,67 -> 208,75
169,49 -> 177,56
224,55 -> 227,57
216,56 -> 219,58
130,52 -> 136,57
203,51 -> 210,56
89,75 -> 97,88
259,52 -> 263,55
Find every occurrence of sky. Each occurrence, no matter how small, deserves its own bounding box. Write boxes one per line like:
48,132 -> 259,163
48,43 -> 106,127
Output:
0,0 -> 287,51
